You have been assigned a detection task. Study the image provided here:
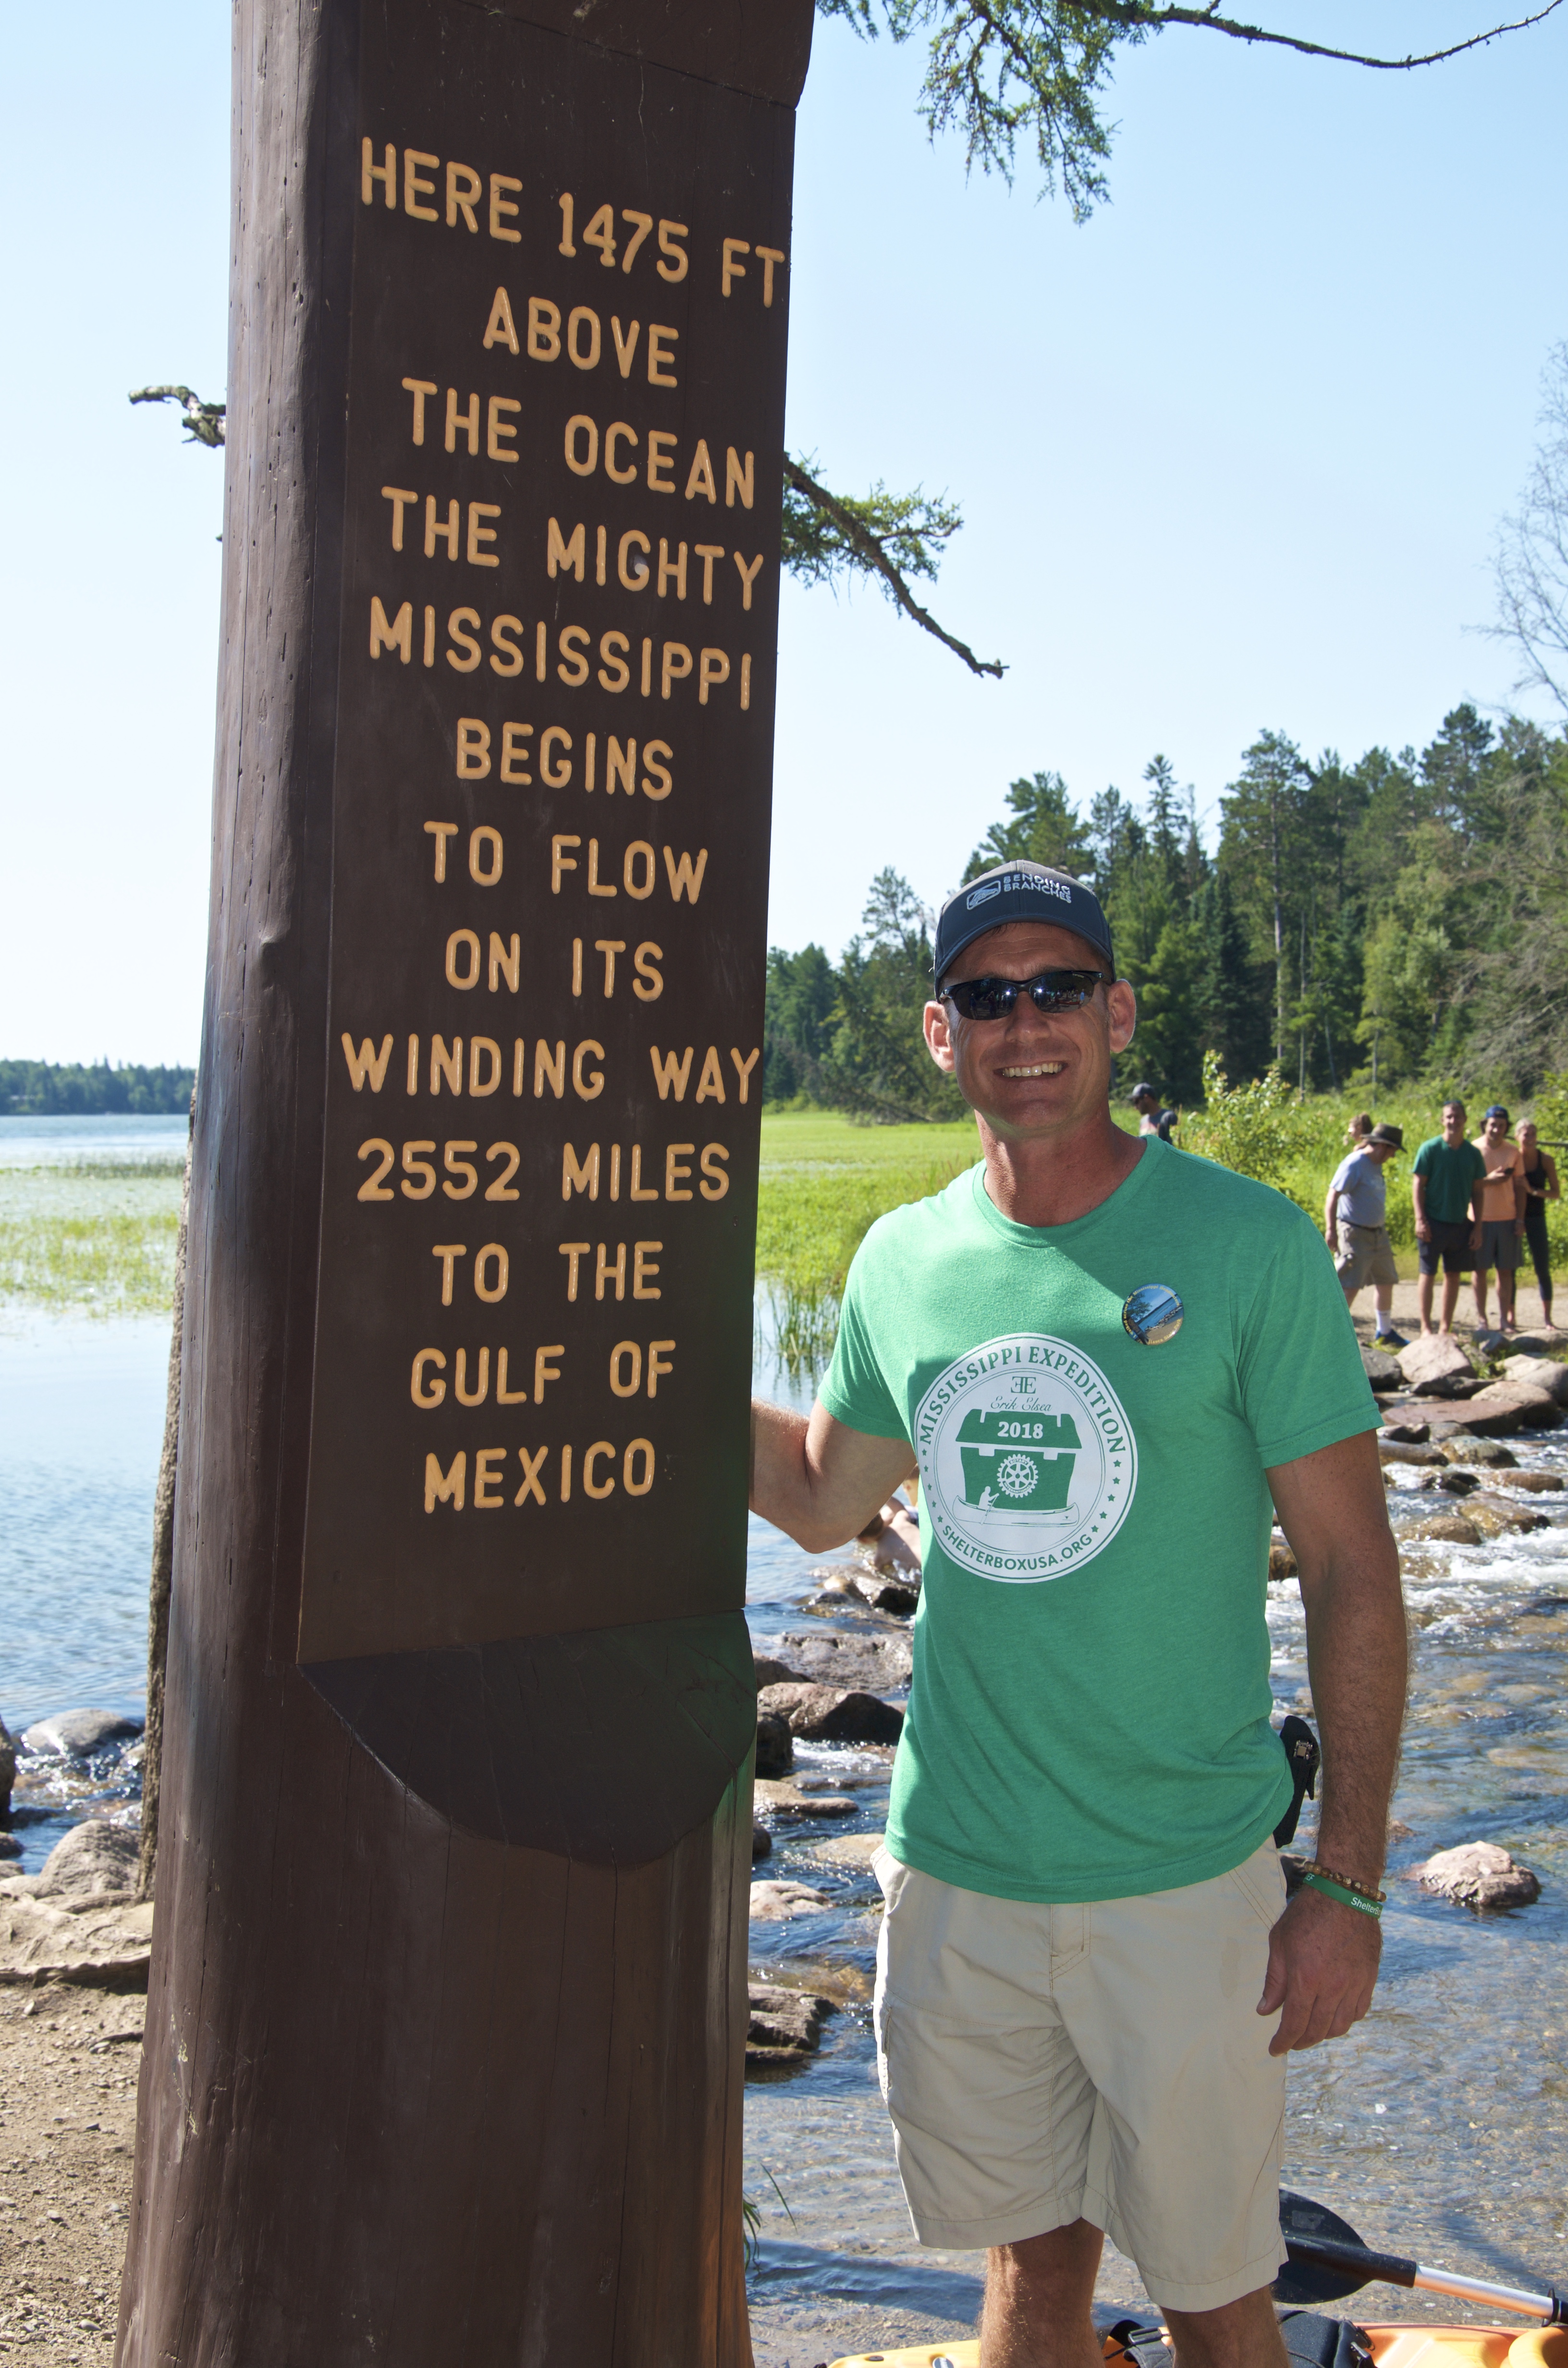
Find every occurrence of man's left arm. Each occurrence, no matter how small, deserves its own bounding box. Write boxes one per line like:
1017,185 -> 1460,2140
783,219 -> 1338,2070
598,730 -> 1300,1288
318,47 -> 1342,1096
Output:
1260,1430 -> 1407,2055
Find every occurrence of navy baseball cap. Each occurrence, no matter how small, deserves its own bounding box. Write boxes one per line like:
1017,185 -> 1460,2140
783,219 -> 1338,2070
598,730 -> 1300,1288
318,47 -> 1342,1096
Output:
934,863 -> 1115,987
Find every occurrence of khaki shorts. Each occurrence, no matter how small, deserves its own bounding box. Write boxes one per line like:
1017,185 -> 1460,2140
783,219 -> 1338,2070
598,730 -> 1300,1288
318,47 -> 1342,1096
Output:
872,1841 -> 1287,2313
1335,1221 -> 1397,1292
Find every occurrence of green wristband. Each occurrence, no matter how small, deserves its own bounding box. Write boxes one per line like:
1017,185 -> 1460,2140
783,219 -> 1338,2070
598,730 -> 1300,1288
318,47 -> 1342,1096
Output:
1300,1870 -> 1382,1919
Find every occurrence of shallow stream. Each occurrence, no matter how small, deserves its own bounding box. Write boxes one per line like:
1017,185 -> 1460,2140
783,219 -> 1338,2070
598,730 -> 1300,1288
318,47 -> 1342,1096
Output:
3,1117 -> 1567,2364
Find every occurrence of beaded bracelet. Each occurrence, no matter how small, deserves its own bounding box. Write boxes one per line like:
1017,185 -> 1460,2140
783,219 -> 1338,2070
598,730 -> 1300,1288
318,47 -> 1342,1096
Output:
1301,1859 -> 1385,1904
1299,1871 -> 1382,1919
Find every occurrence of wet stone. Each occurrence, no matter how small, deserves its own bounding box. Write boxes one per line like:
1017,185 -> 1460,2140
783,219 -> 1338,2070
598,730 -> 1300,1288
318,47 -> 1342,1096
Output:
778,1631 -> 913,1690
1416,1841 -> 1542,1911
1269,1542 -> 1298,1581
1498,1355 -> 1568,1405
19,1711 -> 143,1760
1361,1346 -> 1404,1393
1397,1335 -> 1478,1394
1402,1515 -> 1482,1545
757,1683 -> 905,1746
1434,1468 -> 1481,1496
756,1711 -> 795,1779
1463,1492 -> 1551,1537
1379,1441 -> 1443,1467
748,1879 -> 831,1922
752,1822 -> 772,1862
1436,1437 -> 1517,1467
1499,1468 -> 1566,1492
1381,1420 -> 1431,1444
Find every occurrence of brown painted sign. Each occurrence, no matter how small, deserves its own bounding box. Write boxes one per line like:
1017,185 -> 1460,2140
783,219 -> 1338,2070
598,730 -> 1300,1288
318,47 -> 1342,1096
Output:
298,3 -> 795,1665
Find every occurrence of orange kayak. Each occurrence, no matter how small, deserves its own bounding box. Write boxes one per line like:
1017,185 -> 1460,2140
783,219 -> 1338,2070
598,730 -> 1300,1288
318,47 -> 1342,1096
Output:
830,2328 -> 1568,2368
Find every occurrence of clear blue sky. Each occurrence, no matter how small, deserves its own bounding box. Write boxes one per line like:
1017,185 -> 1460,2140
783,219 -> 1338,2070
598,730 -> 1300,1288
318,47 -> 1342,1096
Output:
1,1 -> 1563,1061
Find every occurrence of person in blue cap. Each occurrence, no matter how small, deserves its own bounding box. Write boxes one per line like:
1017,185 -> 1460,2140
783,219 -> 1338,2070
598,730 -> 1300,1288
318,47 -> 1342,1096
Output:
750,860 -> 1405,2368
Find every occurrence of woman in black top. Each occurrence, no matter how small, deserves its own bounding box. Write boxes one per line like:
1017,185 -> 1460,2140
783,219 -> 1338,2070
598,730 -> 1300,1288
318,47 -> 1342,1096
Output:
1517,1119 -> 1560,1324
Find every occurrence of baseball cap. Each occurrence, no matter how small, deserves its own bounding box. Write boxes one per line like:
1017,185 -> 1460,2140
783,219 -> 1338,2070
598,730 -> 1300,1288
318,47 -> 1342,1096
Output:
1484,1103 -> 1510,1123
933,863 -> 1115,987
1130,1082 -> 1158,1101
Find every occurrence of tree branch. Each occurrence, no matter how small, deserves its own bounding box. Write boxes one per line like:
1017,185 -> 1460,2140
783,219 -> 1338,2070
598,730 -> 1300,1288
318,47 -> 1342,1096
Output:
1111,0 -> 1565,70
129,385 -> 227,448
782,455 -> 1006,679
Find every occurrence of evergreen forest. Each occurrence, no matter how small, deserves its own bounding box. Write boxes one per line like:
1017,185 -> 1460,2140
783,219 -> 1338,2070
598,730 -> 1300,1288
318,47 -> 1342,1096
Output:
764,705 -> 1568,1123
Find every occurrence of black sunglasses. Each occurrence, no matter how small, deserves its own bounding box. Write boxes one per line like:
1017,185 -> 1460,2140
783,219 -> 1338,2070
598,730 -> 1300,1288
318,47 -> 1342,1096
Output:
942,967 -> 1110,1022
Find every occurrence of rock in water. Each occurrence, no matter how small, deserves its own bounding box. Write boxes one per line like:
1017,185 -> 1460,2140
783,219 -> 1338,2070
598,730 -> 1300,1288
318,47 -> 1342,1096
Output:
1461,1492 -> 1550,1538
751,1823 -> 772,1862
778,1630 -> 913,1690
755,1711 -> 794,1779
1499,1468 -> 1566,1492
34,1820 -> 139,1900
1380,1420 -> 1431,1444
757,1682 -> 904,1746
1402,1515 -> 1482,1545
0,1718 -> 14,1816
1397,1335 -> 1478,1395
1417,1842 -> 1541,1909
1452,1382 -> 1562,1437
1360,1347 -> 1403,1393
746,1980 -> 837,2073
1498,1354 -> 1568,1405
854,1572 -> 920,1615
808,1831 -> 887,1869
1379,1440 -> 1443,1467
753,1655 -> 806,1690
1436,1437 -> 1516,1466
20,1709 -> 144,1759
1434,1469 -> 1480,1496
1268,1542 -> 1298,1581
747,1879 -> 831,1921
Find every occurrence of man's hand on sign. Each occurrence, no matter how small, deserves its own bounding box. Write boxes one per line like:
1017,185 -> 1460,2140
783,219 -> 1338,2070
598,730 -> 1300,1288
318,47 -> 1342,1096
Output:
1258,1882 -> 1381,2055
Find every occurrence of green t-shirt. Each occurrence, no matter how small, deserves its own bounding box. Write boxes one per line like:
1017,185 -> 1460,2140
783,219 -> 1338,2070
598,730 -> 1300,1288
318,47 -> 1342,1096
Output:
1412,1135 -> 1485,1225
818,1138 -> 1379,1904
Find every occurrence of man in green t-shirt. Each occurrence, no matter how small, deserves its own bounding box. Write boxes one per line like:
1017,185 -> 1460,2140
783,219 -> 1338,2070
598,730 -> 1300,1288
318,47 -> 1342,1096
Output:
751,861 -> 1405,2368
1410,1101 -> 1486,1337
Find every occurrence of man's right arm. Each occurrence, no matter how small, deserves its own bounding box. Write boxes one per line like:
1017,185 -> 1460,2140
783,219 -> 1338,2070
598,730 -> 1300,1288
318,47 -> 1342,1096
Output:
751,1398 -> 917,1554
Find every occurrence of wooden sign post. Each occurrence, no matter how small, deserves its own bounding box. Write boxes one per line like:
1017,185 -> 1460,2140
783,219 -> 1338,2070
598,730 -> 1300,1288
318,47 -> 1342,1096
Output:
117,4 -> 811,2360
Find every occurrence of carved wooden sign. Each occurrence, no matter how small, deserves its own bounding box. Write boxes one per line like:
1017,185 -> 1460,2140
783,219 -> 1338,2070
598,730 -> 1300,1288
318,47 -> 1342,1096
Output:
304,8 -> 793,1665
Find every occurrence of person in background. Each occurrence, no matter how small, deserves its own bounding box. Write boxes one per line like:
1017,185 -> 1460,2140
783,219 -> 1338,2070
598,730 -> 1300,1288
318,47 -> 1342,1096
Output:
1411,1101 -> 1485,1337
1129,1080 -> 1177,1142
1324,1124 -> 1406,1346
1473,1104 -> 1526,1334
1515,1119 -> 1559,1328
1344,1112 -> 1373,1148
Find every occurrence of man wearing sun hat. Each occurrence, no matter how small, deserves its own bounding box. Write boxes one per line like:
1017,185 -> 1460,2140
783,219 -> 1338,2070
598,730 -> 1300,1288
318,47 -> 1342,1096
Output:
1324,1122 -> 1407,1345
750,860 -> 1407,2368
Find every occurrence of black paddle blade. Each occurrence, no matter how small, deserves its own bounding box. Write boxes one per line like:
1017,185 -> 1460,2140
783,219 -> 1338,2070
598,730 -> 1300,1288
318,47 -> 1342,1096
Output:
1275,2191 -> 1371,2306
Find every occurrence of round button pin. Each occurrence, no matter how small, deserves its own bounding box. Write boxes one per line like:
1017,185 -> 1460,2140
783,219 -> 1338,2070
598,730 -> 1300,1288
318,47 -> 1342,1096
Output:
1122,1285 -> 1184,1346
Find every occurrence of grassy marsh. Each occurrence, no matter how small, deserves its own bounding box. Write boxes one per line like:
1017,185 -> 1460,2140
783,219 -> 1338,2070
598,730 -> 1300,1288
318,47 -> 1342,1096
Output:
0,1159 -> 184,1318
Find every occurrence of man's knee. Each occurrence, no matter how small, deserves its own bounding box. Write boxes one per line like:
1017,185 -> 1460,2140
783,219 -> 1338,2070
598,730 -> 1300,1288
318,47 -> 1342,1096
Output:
989,2218 -> 1104,2307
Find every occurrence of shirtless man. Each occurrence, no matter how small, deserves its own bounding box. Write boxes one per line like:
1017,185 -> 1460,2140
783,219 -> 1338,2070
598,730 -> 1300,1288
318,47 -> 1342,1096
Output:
1472,1104 -> 1526,1333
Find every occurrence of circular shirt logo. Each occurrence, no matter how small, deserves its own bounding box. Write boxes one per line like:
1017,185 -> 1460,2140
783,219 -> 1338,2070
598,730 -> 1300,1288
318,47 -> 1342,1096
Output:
913,1334 -> 1138,1583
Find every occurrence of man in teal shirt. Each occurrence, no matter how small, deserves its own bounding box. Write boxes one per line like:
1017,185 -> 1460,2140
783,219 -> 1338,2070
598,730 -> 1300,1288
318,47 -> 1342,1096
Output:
751,862 -> 1405,2368
1411,1100 -> 1486,1337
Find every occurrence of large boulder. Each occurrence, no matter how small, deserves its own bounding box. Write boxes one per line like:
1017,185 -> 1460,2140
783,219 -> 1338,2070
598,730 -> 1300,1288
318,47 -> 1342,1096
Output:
1498,1354 -> 1568,1405
757,1682 -> 904,1746
808,1831 -> 887,1870
1417,1841 -> 1540,1910
20,1709 -> 143,1759
34,1819 -> 138,1900
1397,1335 -> 1478,1395
1401,1515 -> 1482,1545
1360,1346 -> 1404,1394
1450,1382 -> 1562,1437
1498,1468 -> 1566,1492
753,1655 -> 805,1690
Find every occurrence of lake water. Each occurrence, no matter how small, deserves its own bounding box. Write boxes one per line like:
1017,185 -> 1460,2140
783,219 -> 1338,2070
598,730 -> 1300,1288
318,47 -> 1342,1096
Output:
5,1118 -> 1568,2362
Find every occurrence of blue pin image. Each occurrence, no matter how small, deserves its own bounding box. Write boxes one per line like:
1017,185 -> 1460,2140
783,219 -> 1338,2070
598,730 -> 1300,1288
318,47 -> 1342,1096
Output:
1122,1285 -> 1184,1346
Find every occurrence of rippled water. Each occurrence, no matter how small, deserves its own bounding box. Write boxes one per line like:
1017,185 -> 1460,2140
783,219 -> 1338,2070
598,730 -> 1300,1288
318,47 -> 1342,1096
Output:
5,1269 -> 1568,2363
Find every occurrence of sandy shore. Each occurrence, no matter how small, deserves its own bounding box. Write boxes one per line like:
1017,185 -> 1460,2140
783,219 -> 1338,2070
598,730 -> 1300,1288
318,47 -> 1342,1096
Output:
0,1983 -> 141,2361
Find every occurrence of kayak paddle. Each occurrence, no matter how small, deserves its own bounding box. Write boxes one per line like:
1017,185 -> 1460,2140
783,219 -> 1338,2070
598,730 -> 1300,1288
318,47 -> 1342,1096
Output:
1276,2189 -> 1568,2323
